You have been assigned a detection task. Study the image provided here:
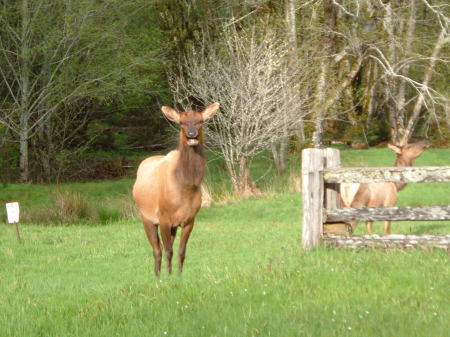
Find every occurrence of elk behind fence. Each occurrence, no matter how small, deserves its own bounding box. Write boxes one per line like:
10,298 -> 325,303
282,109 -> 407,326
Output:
301,148 -> 450,250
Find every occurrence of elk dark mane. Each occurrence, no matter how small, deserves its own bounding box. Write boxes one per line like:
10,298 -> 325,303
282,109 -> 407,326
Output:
176,130 -> 206,188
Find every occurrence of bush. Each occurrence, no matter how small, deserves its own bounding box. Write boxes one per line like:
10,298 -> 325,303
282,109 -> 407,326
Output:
51,190 -> 92,223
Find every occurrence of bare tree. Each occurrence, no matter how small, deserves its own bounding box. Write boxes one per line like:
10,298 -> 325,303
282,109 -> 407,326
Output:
0,0 -> 146,182
171,28 -> 311,196
269,0 -> 303,173
0,1 -> 100,181
320,0 -> 450,146
371,0 -> 450,145
307,0 -> 368,147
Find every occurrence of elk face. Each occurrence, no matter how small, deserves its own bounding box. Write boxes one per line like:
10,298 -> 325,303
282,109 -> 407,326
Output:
179,111 -> 203,146
161,103 -> 220,147
403,140 -> 430,160
388,140 -> 430,163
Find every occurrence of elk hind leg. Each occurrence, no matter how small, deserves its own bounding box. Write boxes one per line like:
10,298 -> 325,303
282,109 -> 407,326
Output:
142,216 -> 162,276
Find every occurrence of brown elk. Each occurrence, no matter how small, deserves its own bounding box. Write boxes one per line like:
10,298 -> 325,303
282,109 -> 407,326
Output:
133,103 -> 219,275
340,140 -> 430,234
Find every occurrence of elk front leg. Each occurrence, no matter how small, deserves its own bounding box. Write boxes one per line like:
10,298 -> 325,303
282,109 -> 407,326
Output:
366,221 -> 373,234
178,222 -> 194,274
142,216 -> 162,276
349,220 -> 358,232
384,221 -> 391,235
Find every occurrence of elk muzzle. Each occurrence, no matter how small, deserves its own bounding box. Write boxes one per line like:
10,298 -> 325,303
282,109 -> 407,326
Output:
186,128 -> 199,146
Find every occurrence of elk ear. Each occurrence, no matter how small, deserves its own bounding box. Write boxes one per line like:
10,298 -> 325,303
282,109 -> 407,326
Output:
202,102 -> 220,121
387,143 -> 402,154
161,106 -> 180,124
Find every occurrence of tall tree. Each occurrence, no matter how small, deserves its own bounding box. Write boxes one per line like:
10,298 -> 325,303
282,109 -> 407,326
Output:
270,0 -> 300,173
368,0 -> 449,145
305,0 -> 449,146
172,28 -> 311,195
0,0 -> 168,182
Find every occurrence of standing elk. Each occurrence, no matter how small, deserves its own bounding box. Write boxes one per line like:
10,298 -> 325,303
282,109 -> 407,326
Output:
340,140 -> 430,234
133,103 -> 219,275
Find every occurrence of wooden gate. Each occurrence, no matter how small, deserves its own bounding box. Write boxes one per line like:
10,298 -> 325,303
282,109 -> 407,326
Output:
301,148 -> 450,250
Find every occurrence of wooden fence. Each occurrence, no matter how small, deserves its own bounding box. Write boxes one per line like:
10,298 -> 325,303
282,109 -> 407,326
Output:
301,148 -> 450,250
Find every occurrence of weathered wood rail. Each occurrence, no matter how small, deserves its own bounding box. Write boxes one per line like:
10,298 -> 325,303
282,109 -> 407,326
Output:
324,166 -> 450,183
301,148 -> 450,250
325,206 -> 450,222
324,234 -> 450,250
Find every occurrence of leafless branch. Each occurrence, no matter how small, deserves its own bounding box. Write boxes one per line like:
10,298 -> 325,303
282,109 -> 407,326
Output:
171,28 -> 312,194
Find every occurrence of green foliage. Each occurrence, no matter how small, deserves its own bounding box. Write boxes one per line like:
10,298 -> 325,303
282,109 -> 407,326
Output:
2,0 -> 450,184
0,0 -> 173,183
0,141 -> 19,184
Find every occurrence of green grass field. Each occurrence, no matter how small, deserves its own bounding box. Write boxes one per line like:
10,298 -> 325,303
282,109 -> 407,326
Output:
1,147 -> 449,336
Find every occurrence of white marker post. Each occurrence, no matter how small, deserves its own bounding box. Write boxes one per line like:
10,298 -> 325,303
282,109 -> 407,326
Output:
6,202 -> 21,242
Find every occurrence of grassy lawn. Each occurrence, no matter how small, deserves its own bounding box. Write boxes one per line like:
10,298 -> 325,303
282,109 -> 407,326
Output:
0,147 -> 449,336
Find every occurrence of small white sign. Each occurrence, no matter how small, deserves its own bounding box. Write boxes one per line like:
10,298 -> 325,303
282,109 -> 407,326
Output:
6,202 -> 20,223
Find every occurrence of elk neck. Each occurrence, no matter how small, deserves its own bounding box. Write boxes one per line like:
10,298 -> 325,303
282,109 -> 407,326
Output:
393,154 -> 414,191
175,128 -> 206,188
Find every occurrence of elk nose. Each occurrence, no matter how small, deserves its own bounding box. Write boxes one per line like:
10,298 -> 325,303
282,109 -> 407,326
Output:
187,129 -> 198,138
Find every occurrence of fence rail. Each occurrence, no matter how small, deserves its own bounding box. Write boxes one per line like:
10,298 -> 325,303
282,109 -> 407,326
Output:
324,166 -> 450,183
325,205 -> 450,222
324,234 -> 450,250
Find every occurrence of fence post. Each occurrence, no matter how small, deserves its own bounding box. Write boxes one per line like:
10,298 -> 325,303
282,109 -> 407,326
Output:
302,148 -> 325,249
322,149 -> 350,235
324,148 -> 341,210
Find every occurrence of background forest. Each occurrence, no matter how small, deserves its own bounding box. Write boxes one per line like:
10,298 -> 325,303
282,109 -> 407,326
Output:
1,0 -> 449,189
1,3 -> 449,335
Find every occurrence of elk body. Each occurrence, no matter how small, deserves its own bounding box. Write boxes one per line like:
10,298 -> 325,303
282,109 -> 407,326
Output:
133,103 -> 219,275
340,140 -> 430,234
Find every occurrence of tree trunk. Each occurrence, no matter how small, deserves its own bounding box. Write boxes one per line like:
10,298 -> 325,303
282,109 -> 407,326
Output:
230,155 -> 260,197
271,142 -> 287,173
396,2 -> 416,116
363,60 -> 378,130
311,0 -> 338,148
19,117 -> 29,182
270,0 -> 297,172
381,1 -> 405,145
401,27 -> 448,145
237,156 -> 252,197
340,59 -> 357,126
19,0 -> 31,182
313,55 -> 363,147
37,120 -> 53,181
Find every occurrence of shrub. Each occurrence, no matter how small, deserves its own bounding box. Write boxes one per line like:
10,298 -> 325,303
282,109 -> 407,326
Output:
51,190 -> 92,224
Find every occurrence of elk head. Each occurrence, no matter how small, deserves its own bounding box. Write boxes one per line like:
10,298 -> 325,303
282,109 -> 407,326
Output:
161,103 -> 219,147
388,140 -> 430,166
